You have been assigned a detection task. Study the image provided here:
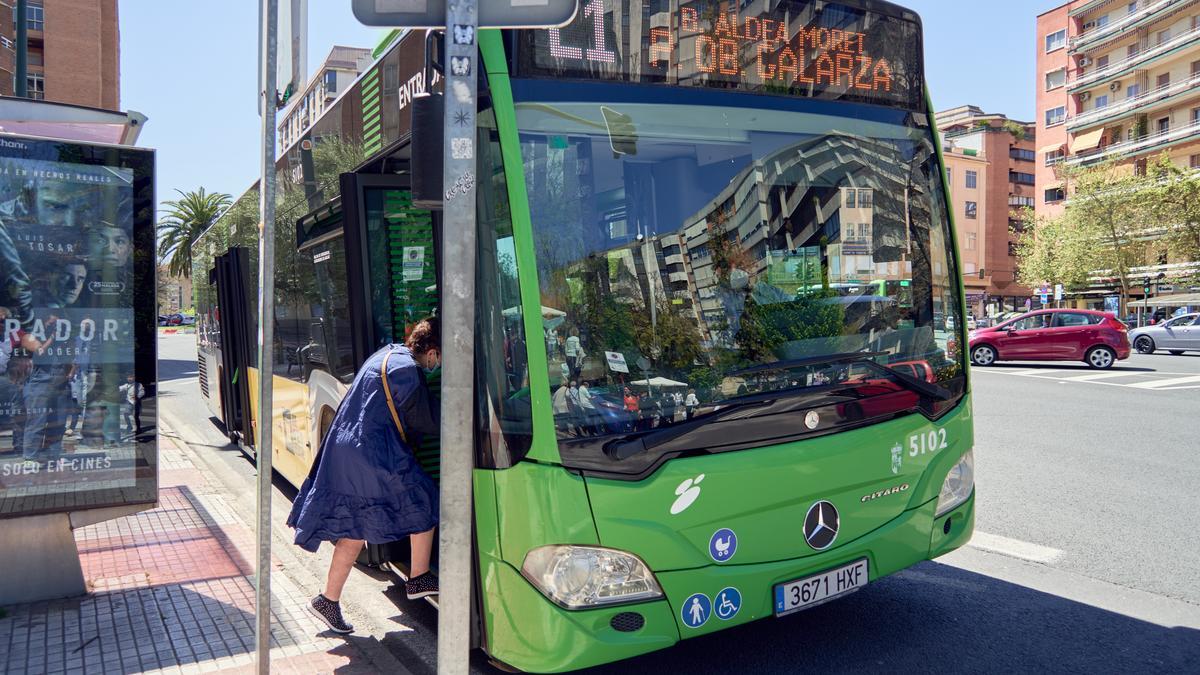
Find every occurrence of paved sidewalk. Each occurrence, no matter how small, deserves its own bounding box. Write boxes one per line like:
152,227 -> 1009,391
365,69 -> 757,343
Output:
0,427 -> 399,675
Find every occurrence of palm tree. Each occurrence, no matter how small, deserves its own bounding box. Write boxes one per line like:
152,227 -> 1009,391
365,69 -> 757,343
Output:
157,188 -> 232,279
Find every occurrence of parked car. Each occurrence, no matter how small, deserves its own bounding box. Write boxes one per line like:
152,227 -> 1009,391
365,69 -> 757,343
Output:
966,315 -> 978,331
179,314 -> 196,325
968,309 -> 1131,369
1129,313 -> 1200,355
157,315 -> 169,326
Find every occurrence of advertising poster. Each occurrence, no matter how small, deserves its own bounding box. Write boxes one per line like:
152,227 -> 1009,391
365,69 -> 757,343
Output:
0,134 -> 156,518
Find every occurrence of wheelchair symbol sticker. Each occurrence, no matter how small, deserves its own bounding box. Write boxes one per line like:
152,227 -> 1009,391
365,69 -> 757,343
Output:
714,587 -> 741,621
681,593 -> 711,628
709,528 -> 737,562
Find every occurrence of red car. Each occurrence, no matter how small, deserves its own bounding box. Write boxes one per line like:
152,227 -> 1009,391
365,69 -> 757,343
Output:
969,309 -> 1131,369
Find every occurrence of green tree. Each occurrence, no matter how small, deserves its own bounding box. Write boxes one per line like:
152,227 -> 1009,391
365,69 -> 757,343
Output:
1012,207 -> 1096,291
1145,154 -> 1200,285
157,188 -> 232,278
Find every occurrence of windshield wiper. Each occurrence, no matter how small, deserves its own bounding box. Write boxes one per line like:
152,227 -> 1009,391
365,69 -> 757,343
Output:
735,351 -> 953,402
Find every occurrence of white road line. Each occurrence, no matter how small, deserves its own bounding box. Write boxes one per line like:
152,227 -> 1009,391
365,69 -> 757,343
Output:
968,532 -> 1064,564
1057,372 -> 1145,382
1129,375 -> 1200,389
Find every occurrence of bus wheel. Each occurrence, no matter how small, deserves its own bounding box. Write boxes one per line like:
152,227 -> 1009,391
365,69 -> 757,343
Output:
971,345 -> 997,367
1086,346 -> 1116,369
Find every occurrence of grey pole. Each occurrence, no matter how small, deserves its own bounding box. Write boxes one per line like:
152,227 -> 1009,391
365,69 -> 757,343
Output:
15,0 -> 27,97
438,0 -> 477,672
255,1 -> 279,673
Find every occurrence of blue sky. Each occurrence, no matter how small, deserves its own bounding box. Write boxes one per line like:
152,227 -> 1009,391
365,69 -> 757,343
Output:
121,0 -> 1054,216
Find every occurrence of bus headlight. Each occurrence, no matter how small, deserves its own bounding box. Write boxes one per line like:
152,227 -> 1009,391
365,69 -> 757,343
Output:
935,449 -> 974,517
521,545 -> 664,609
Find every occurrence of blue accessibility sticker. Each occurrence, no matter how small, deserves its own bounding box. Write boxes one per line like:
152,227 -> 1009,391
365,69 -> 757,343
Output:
709,528 -> 737,563
680,593 -> 711,628
714,586 -> 741,621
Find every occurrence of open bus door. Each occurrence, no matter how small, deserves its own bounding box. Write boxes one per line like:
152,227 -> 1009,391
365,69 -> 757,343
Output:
212,247 -> 257,449
337,172 -> 446,577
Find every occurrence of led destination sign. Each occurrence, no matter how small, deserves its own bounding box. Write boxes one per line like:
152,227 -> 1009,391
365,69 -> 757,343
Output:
519,0 -> 923,109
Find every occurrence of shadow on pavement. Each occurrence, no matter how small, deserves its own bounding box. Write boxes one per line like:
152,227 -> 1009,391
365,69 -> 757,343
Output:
988,363 -> 1155,373
158,359 -> 201,382
567,560 -> 1199,674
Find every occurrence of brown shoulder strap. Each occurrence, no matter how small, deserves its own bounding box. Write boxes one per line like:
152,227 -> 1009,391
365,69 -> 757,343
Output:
380,350 -> 408,444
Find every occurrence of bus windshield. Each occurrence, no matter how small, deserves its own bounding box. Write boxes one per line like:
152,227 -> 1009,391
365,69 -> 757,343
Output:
513,90 -> 964,454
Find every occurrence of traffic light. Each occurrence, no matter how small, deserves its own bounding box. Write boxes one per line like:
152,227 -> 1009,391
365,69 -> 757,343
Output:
1143,277 -> 1151,295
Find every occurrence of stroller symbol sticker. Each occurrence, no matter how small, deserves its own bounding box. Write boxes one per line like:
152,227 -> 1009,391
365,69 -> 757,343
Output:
681,593 -> 711,628
714,587 -> 741,621
708,528 -> 737,563
891,443 -> 903,474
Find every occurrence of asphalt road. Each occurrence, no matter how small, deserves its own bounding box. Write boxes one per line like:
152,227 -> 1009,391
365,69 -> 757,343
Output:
156,334 -> 1200,674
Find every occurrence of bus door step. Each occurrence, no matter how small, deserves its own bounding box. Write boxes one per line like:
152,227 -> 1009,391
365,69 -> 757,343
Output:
382,561 -> 440,610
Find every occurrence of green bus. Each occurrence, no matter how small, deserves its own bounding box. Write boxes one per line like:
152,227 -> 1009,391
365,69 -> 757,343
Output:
193,1 -> 974,671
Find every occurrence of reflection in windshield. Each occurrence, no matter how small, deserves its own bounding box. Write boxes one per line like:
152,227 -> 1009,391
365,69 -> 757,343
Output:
516,98 -> 963,441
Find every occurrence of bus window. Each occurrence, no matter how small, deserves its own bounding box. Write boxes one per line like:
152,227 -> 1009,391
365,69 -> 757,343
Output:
476,107 -> 534,463
300,237 -> 356,383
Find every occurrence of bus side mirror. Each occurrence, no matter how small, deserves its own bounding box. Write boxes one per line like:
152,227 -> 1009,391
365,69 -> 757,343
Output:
411,91 -> 445,209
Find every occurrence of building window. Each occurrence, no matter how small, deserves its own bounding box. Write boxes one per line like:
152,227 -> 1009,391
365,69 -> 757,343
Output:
965,233 -> 977,250
1193,60 -> 1200,77
1157,73 -> 1170,88
843,189 -> 856,208
965,201 -> 978,219
323,70 -> 338,95
1095,94 -> 1109,109
1157,117 -> 1170,134
1010,148 -> 1036,161
1128,43 -> 1141,58
1127,83 -> 1141,98
1192,107 -> 1200,123
1045,106 -> 1067,126
1128,2 -> 1138,14
1045,187 -> 1066,203
26,73 -> 44,100
858,189 -> 872,207
1045,30 -> 1066,52
1135,159 -> 1148,175
1010,171 -> 1036,186
1098,55 -> 1110,69
1157,30 -> 1171,45
1045,147 -> 1066,165
27,3 -> 44,31
1008,242 -> 1018,257
1096,14 -> 1110,28
965,170 -> 978,189
1045,69 -> 1066,90
946,167 -> 952,186
1190,154 -> 1200,169
1009,195 -> 1035,208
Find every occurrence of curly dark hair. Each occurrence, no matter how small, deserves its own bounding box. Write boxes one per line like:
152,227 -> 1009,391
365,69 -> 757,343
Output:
405,317 -> 440,357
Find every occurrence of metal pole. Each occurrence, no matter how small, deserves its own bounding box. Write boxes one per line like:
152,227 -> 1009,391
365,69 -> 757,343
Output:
438,0 -> 477,672
15,0 -> 27,97
255,1 -> 279,673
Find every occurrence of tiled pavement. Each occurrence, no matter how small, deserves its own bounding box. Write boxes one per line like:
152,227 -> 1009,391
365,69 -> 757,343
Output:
0,431 -> 392,674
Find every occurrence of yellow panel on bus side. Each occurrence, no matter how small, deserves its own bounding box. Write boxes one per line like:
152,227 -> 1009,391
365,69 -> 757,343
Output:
241,366 -> 316,489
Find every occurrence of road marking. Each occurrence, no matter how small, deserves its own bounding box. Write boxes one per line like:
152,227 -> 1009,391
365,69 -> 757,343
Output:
1057,372 -> 1144,382
1129,375 -> 1200,389
968,532 -> 1064,564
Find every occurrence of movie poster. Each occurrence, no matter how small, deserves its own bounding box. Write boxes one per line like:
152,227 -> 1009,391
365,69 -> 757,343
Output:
0,135 -> 156,518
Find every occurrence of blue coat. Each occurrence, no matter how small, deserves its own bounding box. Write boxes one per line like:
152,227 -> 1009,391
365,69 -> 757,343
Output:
287,345 -> 439,552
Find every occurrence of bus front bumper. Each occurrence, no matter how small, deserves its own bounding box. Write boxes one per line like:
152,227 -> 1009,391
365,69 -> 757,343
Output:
481,494 -> 974,673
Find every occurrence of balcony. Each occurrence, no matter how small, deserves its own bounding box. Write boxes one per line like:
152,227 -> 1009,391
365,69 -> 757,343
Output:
1071,0 -> 1187,52
1067,117 -> 1200,165
1069,71 -> 1200,130
664,253 -> 685,266
668,272 -> 690,284
1069,23 -> 1200,91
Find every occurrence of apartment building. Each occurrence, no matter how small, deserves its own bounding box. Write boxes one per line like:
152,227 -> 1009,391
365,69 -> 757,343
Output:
936,106 -> 1038,318
1036,0 -> 1200,302
0,0 -> 120,109
278,45 -> 373,152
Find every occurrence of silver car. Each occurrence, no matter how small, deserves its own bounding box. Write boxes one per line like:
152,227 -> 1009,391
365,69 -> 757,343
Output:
1130,313 -> 1200,355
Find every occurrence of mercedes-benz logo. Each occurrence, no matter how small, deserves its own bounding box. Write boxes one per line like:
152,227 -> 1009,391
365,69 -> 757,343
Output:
803,500 -> 840,550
